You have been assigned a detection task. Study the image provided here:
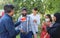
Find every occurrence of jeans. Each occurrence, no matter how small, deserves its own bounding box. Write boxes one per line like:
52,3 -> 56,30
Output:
20,31 -> 32,38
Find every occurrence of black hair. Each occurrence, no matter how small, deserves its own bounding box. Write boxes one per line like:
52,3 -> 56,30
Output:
33,7 -> 38,11
54,12 -> 60,22
46,14 -> 52,22
22,7 -> 27,11
4,4 -> 14,13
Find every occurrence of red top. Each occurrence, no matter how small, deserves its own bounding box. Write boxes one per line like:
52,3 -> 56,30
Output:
40,22 -> 50,38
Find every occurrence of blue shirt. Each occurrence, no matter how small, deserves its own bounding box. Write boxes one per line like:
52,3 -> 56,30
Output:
18,15 -> 31,33
18,15 -> 39,34
0,14 -> 20,38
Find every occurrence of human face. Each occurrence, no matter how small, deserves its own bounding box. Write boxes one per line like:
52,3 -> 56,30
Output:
53,16 -> 56,22
45,16 -> 49,19
10,10 -> 14,16
22,10 -> 27,16
32,9 -> 37,15
45,16 -> 50,22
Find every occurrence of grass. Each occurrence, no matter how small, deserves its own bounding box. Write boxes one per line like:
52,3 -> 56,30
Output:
16,34 -> 40,38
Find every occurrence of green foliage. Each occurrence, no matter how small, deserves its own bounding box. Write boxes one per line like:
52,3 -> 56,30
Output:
43,0 -> 60,14
13,0 -> 44,21
13,0 -> 44,14
0,0 -> 60,21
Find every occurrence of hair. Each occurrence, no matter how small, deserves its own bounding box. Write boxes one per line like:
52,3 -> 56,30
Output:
54,12 -> 60,22
4,4 -> 14,13
33,7 -> 38,11
46,14 -> 52,22
22,7 -> 27,11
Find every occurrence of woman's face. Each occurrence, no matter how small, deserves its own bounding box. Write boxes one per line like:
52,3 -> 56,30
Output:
45,16 -> 49,19
45,16 -> 51,25
45,16 -> 50,22
53,16 -> 56,22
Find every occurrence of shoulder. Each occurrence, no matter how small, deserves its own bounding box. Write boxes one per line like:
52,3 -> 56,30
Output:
27,15 -> 32,20
27,15 -> 30,18
53,23 -> 60,27
19,15 -> 22,18
1,15 -> 10,22
29,14 -> 33,16
18,15 -> 22,19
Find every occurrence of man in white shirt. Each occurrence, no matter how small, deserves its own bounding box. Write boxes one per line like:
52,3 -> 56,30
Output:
30,7 -> 40,38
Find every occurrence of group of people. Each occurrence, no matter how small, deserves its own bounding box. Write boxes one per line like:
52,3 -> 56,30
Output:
0,4 -> 40,38
40,13 -> 60,38
0,4 -> 60,38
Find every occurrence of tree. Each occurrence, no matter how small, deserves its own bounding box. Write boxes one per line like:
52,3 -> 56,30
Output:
43,0 -> 60,14
0,0 -> 60,21
13,0 -> 44,21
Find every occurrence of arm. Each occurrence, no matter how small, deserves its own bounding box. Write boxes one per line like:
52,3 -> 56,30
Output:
18,16 -> 23,29
47,25 -> 57,35
30,17 -> 37,38
15,21 -> 21,27
44,33 -> 48,38
30,16 -> 36,34
37,15 -> 40,25
31,22 -> 37,38
4,19 -> 19,37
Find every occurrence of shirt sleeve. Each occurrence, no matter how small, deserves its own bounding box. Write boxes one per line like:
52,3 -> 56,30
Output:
15,21 -> 21,27
30,16 -> 36,34
37,15 -> 40,25
17,16 -> 23,30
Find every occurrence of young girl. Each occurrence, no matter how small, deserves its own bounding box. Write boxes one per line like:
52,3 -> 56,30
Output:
40,14 -> 52,38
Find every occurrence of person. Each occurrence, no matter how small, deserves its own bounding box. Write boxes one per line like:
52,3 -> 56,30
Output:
30,7 -> 40,38
0,11 -> 4,18
40,14 -> 52,38
0,4 -> 21,38
18,7 -> 33,38
47,13 -> 60,38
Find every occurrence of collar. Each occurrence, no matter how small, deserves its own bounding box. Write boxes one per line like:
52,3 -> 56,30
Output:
5,14 -> 12,20
31,13 -> 37,16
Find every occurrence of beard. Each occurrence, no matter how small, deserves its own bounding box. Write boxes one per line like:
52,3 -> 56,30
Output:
22,13 -> 27,17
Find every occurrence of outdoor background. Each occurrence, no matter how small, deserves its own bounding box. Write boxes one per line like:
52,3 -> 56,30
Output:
0,0 -> 60,38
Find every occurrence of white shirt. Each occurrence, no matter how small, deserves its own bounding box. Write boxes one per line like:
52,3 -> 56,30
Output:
30,14 -> 40,33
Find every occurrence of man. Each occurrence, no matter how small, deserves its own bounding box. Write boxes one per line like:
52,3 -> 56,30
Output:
47,13 -> 60,38
0,4 -> 21,38
18,7 -> 32,38
30,7 -> 40,38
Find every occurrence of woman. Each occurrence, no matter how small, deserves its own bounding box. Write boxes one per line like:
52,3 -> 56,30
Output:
47,13 -> 60,38
40,14 -> 52,38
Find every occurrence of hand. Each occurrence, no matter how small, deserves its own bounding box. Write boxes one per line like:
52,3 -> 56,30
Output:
44,33 -> 48,38
33,19 -> 37,23
20,17 -> 26,22
33,34 -> 37,38
42,22 -> 46,26
20,29 -> 24,33
46,22 -> 51,27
